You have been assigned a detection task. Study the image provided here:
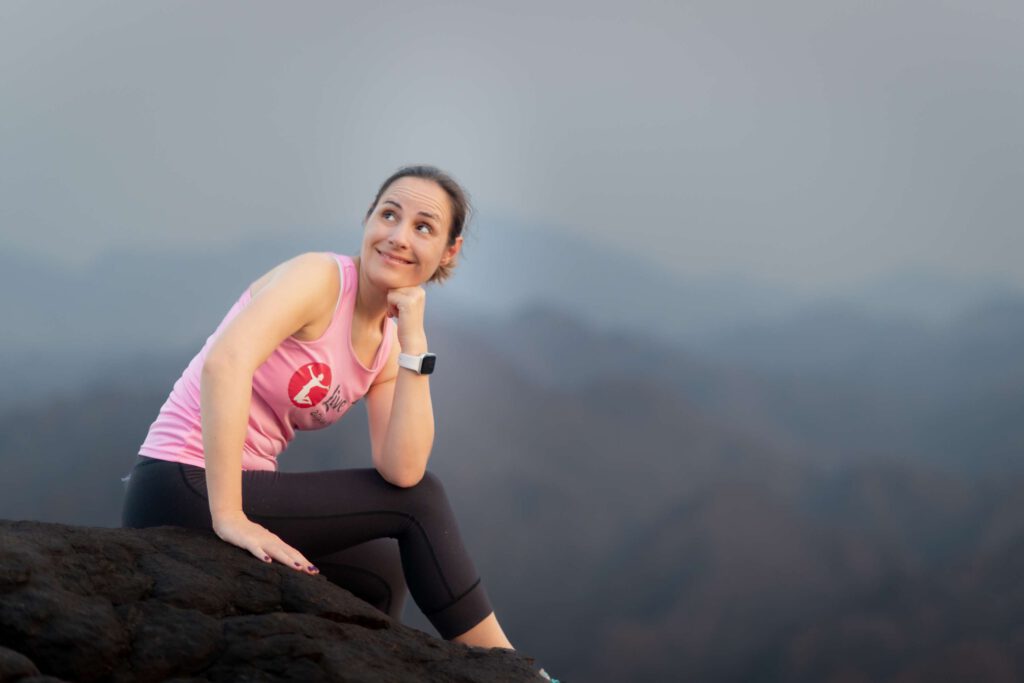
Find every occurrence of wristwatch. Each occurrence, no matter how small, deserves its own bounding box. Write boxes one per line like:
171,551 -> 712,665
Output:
398,352 -> 437,375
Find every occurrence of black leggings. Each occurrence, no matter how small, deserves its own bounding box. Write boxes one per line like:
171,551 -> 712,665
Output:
120,455 -> 493,640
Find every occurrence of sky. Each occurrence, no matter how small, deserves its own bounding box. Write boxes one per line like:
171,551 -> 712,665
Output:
1,0 -> 1022,293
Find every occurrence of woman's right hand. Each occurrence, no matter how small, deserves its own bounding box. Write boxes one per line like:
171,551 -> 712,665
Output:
212,511 -> 319,575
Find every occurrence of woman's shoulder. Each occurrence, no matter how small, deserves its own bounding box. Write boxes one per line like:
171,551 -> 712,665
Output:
232,252 -> 346,347
249,251 -> 345,299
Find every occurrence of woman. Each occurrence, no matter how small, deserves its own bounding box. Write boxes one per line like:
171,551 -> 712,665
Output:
121,165 -> 559,681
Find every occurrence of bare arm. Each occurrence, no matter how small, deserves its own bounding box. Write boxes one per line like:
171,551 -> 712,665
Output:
201,361 -> 316,573
197,251 -> 337,571
374,334 -> 434,487
201,358 -> 254,524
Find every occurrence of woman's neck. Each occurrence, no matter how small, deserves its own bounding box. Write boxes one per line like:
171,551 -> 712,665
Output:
351,255 -> 389,331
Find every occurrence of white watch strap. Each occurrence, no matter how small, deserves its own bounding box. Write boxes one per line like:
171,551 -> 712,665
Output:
398,353 -> 422,373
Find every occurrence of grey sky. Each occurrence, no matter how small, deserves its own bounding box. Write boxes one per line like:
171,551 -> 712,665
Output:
1,0 -> 1022,292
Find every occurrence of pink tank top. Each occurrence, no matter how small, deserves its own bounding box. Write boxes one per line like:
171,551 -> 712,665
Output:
138,252 -> 396,471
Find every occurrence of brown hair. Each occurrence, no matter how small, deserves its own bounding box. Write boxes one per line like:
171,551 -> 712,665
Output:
364,165 -> 472,285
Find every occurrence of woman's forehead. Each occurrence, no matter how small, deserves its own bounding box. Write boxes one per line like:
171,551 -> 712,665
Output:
382,178 -> 449,219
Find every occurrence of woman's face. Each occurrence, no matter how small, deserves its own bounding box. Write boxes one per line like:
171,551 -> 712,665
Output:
360,176 -> 462,288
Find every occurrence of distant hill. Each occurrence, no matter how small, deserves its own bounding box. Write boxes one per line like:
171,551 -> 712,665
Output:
465,292 -> 1024,475
3,220 -> 1019,400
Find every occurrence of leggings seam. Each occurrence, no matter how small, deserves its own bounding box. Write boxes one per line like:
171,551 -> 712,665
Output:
420,576 -> 482,617
179,463 -> 212,504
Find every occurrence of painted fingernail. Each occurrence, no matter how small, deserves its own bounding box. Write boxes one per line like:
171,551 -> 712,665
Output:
294,561 -> 301,566
264,555 -> 271,562
309,565 -> 318,572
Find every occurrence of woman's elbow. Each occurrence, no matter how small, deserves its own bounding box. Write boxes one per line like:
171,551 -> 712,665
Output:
376,465 -> 425,489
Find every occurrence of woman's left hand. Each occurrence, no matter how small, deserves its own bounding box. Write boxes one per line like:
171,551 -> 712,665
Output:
386,285 -> 428,350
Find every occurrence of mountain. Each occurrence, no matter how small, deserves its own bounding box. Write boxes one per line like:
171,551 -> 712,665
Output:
838,266 -> 1024,325
0,224 -> 806,407
5,220 -> 1018,396
578,461 -> 1024,682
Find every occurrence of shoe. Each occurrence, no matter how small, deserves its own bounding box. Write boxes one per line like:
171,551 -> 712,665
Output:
538,667 -> 561,682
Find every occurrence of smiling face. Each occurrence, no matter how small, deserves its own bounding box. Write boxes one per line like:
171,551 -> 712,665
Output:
360,176 -> 463,287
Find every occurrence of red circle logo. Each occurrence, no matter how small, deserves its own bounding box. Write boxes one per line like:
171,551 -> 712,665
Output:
288,363 -> 333,408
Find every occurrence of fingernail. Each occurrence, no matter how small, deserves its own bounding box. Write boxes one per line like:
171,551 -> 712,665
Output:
294,562 -> 301,566
309,565 -> 318,572
264,556 -> 271,562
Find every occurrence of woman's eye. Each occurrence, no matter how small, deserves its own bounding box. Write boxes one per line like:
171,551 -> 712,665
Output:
381,210 -> 431,234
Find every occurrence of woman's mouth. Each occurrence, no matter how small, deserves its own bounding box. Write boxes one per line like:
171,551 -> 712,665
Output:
377,249 -> 413,265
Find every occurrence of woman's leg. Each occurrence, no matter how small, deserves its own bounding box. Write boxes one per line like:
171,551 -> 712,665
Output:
307,544 -> 511,648
309,538 -> 407,621
122,458 -> 407,620
450,611 -> 514,649
122,456 -> 502,643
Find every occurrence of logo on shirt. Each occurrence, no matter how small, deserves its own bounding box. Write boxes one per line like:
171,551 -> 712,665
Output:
309,386 -> 353,426
289,363 -> 332,408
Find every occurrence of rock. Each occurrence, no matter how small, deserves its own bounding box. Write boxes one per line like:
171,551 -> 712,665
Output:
0,520 -> 541,682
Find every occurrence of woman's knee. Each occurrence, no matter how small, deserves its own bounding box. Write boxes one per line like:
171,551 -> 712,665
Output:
390,469 -> 455,527
414,469 -> 444,493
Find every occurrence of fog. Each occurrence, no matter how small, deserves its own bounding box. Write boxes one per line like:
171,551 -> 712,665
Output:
2,0 -> 1021,291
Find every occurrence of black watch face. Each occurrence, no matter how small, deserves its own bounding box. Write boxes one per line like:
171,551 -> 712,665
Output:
421,354 -> 437,375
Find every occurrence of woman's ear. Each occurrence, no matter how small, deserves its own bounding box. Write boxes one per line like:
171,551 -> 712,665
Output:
441,235 -> 463,266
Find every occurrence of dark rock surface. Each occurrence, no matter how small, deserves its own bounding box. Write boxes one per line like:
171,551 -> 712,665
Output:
0,520 -> 542,682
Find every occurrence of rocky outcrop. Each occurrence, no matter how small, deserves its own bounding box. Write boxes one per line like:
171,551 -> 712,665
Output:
0,520 -> 541,682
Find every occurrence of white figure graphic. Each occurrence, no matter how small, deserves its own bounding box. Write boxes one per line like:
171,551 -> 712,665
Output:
292,364 -> 330,405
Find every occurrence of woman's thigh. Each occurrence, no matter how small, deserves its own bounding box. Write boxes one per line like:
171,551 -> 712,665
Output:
122,456 -> 488,636
122,457 -> 410,619
125,456 -> 466,567
199,465 -> 452,557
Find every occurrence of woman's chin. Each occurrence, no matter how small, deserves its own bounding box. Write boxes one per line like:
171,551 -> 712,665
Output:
368,266 -> 424,288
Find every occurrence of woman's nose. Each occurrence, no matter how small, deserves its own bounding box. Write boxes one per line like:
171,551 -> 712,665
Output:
388,222 -> 413,244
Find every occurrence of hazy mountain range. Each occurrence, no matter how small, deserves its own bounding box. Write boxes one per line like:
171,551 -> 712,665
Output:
1,218 -> 1019,407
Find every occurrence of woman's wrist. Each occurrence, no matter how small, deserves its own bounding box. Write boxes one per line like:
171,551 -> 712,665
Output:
211,509 -> 247,529
399,335 -> 428,355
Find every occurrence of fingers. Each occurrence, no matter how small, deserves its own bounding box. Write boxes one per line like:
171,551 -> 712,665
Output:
235,521 -> 319,575
258,540 -> 319,575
